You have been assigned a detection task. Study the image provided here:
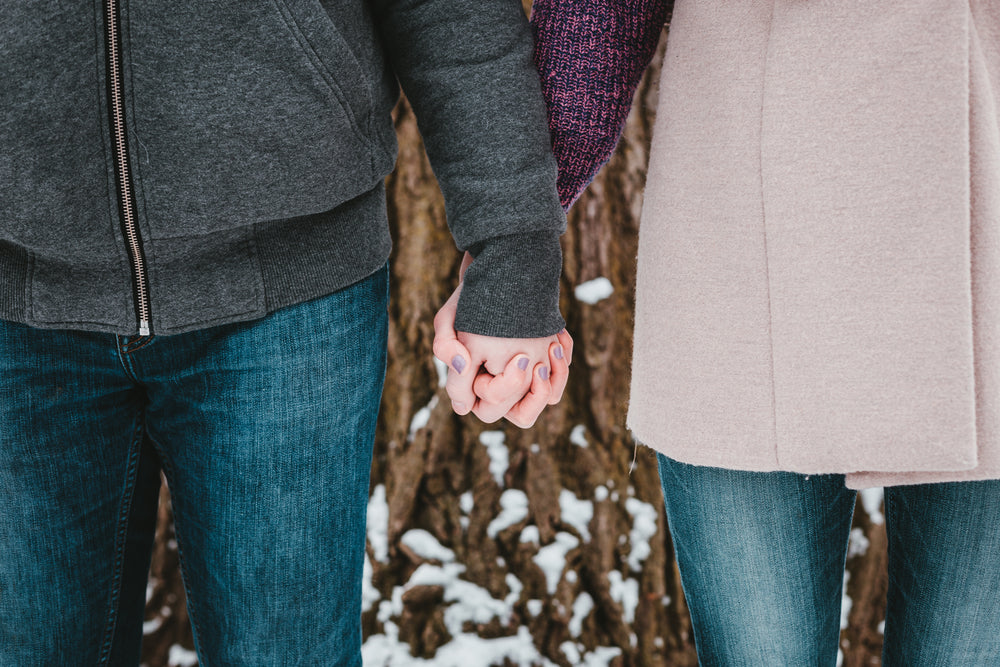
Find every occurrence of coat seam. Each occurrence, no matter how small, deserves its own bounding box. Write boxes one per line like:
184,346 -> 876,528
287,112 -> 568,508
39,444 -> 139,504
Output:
759,0 -> 780,469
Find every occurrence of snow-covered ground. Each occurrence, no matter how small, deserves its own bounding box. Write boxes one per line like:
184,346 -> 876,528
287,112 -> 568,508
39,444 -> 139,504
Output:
359,419 -> 656,667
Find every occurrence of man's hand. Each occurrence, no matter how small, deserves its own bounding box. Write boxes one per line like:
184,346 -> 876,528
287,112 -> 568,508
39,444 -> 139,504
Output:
432,256 -> 572,428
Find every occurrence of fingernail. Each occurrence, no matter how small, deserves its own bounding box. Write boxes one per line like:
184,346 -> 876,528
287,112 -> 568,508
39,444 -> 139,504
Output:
453,401 -> 467,412
554,345 -> 564,360
539,366 -> 550,380
517,356 -> 529,371
452,355 -> 466,374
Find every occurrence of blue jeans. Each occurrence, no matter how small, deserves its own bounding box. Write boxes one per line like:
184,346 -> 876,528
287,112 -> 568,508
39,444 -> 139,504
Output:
658,454 -> 1000,666
0,266 -> 388,666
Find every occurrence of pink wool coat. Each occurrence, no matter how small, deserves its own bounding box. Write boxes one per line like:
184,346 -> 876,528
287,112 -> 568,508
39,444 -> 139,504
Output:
627,0 -> 1000,488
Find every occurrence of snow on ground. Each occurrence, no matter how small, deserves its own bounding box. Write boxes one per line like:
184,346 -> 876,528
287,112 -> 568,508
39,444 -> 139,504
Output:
624,498 -> 657,572
368,484 -> 390,563
434,357 -> 449,388
401,529 -> 456,562
519,525 -> 540,545
607,570 -> 639,625
408,396 -> 439,441
364,556 -> 556,667
534,532 -> 581,594
559,489 -> 593,542
168,645 -> 198,667
363,554 -> 380,612
487,489 -> 529,538
362,465 -> 648,666
859,488 -> 885,525
570,424 -> 589,448
840,571 -> 852,630
478,431 -> 509,487
569,592 -> 594,637
847,527 -> 870,559
574,278 -> 614,304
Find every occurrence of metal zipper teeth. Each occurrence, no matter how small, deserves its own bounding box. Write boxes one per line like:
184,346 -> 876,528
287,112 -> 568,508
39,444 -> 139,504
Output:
104,0 -> 151,336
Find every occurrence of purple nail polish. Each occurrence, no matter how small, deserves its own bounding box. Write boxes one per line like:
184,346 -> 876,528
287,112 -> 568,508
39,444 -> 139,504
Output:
539,366 -> 550,380
452,355 -> 466,374
554,346 -> 564,360
517,357 -> 529,371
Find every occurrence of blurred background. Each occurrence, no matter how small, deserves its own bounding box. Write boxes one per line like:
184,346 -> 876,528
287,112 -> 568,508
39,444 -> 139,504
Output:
138,17 -> 890,667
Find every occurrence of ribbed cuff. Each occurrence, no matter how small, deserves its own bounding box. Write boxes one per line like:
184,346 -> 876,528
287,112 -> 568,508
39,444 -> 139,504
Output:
454,229 -> 565,338
0,241 -> 28,323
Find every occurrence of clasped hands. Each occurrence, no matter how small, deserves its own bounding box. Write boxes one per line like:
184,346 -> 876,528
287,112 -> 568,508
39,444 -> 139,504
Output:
432,253 -> 572,428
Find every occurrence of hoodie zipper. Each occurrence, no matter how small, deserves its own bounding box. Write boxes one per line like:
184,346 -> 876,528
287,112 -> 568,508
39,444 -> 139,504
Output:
104,0 -> 151,336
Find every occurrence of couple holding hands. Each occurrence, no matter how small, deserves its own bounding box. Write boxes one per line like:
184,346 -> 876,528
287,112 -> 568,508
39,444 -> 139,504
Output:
2,0 -> 999,664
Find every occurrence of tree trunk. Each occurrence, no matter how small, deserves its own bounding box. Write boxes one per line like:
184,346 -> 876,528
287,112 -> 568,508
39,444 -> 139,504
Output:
139,20 -> 890,667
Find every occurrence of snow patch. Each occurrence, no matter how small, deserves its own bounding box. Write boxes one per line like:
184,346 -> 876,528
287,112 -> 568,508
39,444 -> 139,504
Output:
624,497 -> 658,571
401,529 -> 456,563
574,277 -> 614,304
607,570 -> 639,624
142,616 -> 163,635
434,356 -> 449,388
479,431 -> 509,487
408,395 -> 439,441
460,491 -> 474,515
167,645 -> 198,667
519,525 -> 540,545
569,592 -> 594,637
840,571 -> 852,630
847,527 -> 870,559
368,484 -> 390,563
860,488 -> 885,525
527,599 -> 543,616
534,532 -> 580,594
559,489 -> 593,542
570,424 -> 589,448
364,561 -> 557,667
362,554 -> 380,612
560,641 -> 582,665
583,647 -> 624,666
487,489 -> 530,538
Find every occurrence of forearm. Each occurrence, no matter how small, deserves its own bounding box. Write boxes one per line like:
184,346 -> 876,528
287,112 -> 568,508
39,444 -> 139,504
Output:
370,0 -> 566,337
531,0 -> 671,208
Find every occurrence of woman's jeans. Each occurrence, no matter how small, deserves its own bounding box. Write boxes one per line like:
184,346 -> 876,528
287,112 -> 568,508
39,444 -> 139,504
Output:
658,454 -> 1000,666
0,265 -> 388,666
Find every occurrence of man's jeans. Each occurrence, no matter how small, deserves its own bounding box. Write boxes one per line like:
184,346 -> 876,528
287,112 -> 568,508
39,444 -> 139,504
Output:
658,454 -> 1000,666
0,265 -> 388,666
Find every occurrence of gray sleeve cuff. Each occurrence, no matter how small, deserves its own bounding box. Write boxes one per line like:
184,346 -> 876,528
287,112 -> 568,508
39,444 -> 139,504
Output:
454,229 -> 565,338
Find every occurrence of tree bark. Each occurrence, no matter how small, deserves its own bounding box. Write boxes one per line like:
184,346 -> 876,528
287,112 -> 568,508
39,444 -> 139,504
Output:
140,22 -> 890,667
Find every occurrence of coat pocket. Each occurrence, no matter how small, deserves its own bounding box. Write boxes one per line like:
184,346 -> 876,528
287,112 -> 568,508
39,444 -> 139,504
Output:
126,0 -> 383,238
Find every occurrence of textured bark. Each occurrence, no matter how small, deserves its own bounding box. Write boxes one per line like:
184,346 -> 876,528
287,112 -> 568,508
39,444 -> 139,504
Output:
140,23 -> 891,667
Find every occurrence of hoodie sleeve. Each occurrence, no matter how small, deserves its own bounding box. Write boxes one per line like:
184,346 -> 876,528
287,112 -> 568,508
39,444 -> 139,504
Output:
369,0 -> 566,338
531,0 -> 671,209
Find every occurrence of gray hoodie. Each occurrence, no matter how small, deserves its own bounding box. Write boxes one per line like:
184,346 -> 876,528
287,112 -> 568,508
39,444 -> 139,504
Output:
0,0 -> 565,337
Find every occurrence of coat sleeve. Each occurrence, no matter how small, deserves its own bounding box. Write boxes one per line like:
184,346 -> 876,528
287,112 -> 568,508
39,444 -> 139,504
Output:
369,0 -> 566,338
531,0 -> 671,209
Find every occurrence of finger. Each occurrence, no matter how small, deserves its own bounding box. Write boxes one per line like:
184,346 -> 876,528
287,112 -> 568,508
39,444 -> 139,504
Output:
459,251 -> 474,280
431,288 -> 462,364
556,328 -> 574,366
505,364 -> 554,428
474,354 -> 532,405
439,339 -> 476,414
547,340 -> 570,406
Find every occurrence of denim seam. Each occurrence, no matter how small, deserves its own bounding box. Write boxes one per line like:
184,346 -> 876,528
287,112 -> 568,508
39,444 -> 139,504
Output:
120,334 -> 155,355
144,430 -> 210,664
115,337 -> 142,380
96,415 -> 146,665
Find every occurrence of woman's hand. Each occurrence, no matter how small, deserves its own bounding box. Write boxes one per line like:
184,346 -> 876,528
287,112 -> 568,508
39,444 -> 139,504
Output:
432,256 -> 572,427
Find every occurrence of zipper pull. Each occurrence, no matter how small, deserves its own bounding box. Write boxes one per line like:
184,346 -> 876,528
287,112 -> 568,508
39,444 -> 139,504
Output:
139,320 -> 150,337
